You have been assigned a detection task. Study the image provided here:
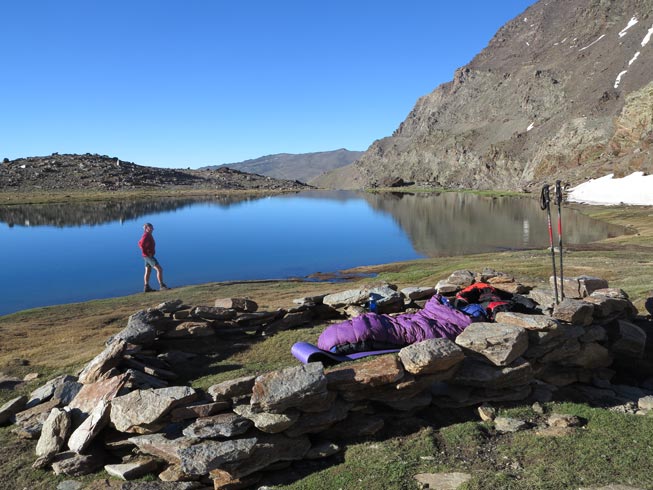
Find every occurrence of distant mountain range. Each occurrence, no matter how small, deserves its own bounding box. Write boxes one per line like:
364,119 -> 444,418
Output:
314,0 -> 653,191
200,149 -> 364,184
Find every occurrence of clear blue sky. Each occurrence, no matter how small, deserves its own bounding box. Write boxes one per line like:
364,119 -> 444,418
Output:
1,1 -> 536,168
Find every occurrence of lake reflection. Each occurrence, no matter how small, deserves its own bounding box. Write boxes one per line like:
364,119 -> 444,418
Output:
0,191 -> 624,315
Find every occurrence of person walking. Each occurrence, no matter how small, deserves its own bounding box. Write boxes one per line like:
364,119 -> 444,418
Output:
138,222 -> 169,292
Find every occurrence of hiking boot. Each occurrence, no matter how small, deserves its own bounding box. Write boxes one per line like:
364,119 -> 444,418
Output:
144,284 -> 154,293
160,283 -> 170,290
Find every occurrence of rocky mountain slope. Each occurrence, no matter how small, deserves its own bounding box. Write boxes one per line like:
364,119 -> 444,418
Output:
0,154 -> 308,192
316,0 -> 653,191
201,148 -> 364,184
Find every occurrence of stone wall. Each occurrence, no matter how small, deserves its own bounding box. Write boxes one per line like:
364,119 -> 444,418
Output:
0,270 -> 649,489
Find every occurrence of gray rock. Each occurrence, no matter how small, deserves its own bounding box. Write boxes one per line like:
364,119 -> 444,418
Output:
561,342 -> 612,369
528,288 -> 556,311
155,299 -> 185,313
214,434 -> 311,480
251,363 -> 327,412
326,355 -> 405,392
178,437 -> 258,476
399,338 -> 465,375
414,472 -> 472,490
110,386 -> 199,433
552,299 -> 594,326
0,395 -> 27,425
610,320 -> 646,359
638,395 -> 653,410
455,322 -> 528,366
208,375 -> 256,401
284,399 -> 352,437
580,325 -> 607,343
35,407 -> 71,457
67,372 -> 129,422
323,288 -> 373,308
547,413 -> 583,427
104,457 -> 161,480
169,400 -> 230,421
51,450 -> 104,476
67,399 -> 111,453
435,280 -> 460,295
128,433 -> 198,464
78,338 -> 127,384
494,416 -> 529,433
400,286 -> 436,300
383,390 -> 433,411
13,399 -> 60,439
451,357 -> 533,389
446,270 -> 475,287
182,413 -> 252,439
111,309 -> 165,345
161,321 -> 215,339
494,312 -> 559,331
191,306 -> 238,321
233,404 -> 300,433
27,374 -> 76,408
214,297 -> 258,312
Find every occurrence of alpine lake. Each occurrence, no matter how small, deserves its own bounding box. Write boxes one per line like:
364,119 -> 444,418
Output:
0,190 -> 625,316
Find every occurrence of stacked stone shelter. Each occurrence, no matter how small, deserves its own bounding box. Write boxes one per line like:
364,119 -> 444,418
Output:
0,269 -> 651,489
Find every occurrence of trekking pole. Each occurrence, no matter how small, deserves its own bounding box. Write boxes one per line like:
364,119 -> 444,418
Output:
540,184 -> 559,304
555,180 -> 564,300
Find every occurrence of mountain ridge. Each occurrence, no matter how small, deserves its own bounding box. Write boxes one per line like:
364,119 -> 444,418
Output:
201,148 -> 364,184
314,0 -> 653,190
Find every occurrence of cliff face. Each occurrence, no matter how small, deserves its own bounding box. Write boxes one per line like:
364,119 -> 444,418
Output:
320,0 -> 653,190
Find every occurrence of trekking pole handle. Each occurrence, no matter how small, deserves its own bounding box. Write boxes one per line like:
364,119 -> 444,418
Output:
555,180 -> 563,206
539,184 -> 550,210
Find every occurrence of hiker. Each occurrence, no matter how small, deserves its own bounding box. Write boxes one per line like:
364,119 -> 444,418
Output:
138,222 -> 169,292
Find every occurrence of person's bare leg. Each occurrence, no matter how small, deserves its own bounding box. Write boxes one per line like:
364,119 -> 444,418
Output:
144,265 -> 152,290
154,264 -> 167,288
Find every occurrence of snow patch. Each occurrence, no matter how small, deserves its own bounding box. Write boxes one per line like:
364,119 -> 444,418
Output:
614,70 -> 628,89
642,24 -> 653,47
619,16 -> 638,37
527,122 -> 535,131
568,172 -> 653,205
628,51 -> 640,65
579,34 -> 605,51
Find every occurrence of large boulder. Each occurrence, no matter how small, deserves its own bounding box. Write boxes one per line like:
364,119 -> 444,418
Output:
455,323 -> 528,366
250,363 -> 327,413
110,386 -> 199,434
398,338 -> 465,375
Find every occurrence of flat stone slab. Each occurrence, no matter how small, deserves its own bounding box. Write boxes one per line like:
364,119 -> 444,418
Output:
414,472 -> 471,490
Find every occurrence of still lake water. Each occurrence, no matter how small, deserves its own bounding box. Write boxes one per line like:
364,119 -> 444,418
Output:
0,190 -> 624,315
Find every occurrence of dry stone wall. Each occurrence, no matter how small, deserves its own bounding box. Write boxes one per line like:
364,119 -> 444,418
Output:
1,270 -> 650,489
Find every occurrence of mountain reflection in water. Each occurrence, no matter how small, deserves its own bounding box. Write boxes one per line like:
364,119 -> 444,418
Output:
0,191 -> 625,315
360,192 -> 624,256
0,194 -> 263,228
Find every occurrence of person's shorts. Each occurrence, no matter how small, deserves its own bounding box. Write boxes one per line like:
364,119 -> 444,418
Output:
143,256 -> 160,268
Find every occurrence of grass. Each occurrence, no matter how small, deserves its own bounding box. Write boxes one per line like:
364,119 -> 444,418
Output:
1,200 -> 653,488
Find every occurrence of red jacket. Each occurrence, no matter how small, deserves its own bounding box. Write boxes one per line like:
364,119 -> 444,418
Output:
138,232 -> 155,257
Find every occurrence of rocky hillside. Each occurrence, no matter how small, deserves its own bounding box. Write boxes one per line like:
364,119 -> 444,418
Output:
0,154 -> 309,193
316,0 -> 653,191
202,149 -> 364,184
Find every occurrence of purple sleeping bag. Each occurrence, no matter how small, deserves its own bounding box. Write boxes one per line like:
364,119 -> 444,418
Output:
317,294 -> 472,354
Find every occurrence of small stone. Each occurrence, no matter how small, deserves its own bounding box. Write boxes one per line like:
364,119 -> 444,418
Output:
477,404 -> 496,422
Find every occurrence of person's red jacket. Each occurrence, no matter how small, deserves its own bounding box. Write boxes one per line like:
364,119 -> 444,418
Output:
138,232 -> 155,257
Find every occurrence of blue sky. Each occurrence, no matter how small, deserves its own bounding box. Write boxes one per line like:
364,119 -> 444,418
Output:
1,1 -> 537,168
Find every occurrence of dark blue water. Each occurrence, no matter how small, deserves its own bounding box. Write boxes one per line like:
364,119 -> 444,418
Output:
0,191 -> 623,315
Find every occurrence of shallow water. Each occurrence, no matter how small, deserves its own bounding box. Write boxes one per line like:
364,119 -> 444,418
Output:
0,190 -> 624,315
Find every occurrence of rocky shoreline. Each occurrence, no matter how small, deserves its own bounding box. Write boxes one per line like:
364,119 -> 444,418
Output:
1,269 -> 652,489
